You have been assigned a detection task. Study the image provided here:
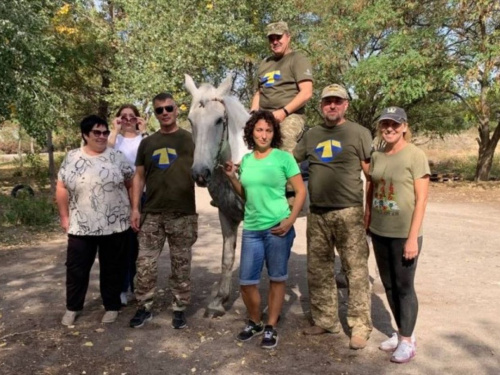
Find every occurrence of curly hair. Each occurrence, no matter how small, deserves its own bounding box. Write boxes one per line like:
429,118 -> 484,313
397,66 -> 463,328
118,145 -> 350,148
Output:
243,110 -> 283,150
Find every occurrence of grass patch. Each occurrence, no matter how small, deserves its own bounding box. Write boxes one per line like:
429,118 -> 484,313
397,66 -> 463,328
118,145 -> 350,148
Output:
431,155 -> 500,180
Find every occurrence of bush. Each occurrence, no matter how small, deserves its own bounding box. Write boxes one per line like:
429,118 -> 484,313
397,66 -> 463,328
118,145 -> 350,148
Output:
0,194 -> 57,226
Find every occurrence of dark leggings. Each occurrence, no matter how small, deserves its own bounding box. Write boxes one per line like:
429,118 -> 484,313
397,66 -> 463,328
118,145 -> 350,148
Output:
371,233 -> 422,337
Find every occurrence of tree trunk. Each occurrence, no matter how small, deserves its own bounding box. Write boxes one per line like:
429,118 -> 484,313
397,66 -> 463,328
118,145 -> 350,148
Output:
474,121 -> 500,181
47,129 -> 56,196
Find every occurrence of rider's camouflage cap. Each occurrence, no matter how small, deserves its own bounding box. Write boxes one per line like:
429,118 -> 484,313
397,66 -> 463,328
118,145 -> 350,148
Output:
321,84 -> 349,100
266,21 -> 289,36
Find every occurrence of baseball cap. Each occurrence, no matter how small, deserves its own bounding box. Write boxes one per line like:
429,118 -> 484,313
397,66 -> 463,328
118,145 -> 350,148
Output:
378,107 -> 407,124
266,21 -> 289,36
321,84 -> 349,100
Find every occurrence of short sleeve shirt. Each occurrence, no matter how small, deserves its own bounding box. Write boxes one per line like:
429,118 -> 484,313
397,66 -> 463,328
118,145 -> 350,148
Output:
240,149 -> 300,230
369,144 -> 430,238
57,147 -> 134,235
293,120 -> 372,208
136,129 -> 196,215
255,51 -> 313,114
114,134 -> 143,171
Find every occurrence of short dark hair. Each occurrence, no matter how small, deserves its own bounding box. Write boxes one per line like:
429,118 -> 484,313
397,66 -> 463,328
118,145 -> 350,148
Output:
115,104 -> 140,117
243,110 -> 282,150
152,92 -> 174,104
80,115 -> 108,144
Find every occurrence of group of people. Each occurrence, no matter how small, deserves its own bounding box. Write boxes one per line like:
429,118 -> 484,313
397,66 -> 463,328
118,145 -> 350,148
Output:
55,20 -> 430,364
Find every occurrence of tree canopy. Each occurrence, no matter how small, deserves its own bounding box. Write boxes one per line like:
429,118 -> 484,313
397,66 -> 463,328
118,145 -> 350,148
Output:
1,0 -> 499,180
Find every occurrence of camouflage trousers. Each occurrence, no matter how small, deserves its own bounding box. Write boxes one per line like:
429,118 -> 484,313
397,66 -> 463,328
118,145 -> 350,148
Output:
280,114 -> 306,153
307,206 -> 372,339
281,114 -> 306,200
135,212 -> 198,311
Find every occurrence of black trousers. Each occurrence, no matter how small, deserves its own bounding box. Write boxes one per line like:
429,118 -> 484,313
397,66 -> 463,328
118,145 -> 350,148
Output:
371,233 -> 422,337
121,228 -> 139,293
66,231 -> 128,311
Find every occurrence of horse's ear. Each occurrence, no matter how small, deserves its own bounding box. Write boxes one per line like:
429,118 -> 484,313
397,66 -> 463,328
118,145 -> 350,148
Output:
184,74 -> 197,96
217,73 -> 234,96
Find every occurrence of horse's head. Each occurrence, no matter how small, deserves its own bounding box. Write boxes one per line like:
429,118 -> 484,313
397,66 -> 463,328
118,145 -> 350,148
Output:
185,74 -> 234,187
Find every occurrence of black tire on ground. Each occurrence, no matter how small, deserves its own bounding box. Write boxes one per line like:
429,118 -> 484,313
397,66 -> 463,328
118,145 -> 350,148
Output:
11,184 -> 35,198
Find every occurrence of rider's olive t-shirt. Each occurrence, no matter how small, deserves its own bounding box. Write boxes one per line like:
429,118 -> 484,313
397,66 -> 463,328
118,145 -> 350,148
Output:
255,51 -> 313,114
240,149 -> 300,230
369,144 -> 430,238
136,129 -> 196,215
294,120 -> 372,209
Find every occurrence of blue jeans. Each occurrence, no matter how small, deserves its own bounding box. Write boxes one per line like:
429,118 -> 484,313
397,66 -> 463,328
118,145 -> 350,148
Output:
239,226 -> 296,285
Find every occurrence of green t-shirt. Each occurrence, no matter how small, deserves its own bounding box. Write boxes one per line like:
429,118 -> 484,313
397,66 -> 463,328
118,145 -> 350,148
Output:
136,129 -> 196,215
255,51 -> 313,114
240,149 -> 300,230
294,120 -> 372,209
369,144 -> 430,238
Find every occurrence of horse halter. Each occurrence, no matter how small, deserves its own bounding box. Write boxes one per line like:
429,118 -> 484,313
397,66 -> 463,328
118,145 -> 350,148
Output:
199,98 -> 229,169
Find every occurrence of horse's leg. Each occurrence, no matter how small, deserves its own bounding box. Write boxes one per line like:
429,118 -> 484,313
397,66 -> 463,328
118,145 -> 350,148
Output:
205,210 -> 239,318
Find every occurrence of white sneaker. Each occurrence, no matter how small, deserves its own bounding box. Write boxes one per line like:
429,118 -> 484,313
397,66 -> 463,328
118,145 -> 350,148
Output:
101,310 -> 119,324
120,292 -> 128,306
391,340 -> 416,363
379,332 -> 399,352
61,310 -> 81,326
380,332 -> 416,352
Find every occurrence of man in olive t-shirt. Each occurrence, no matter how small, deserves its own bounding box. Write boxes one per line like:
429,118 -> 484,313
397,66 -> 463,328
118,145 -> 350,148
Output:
129,92 -> 198,330
293,84 -> 373,350
250,21 -> 313,153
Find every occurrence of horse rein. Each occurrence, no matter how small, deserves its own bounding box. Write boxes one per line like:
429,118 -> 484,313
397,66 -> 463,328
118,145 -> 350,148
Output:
199,98 -> 229,170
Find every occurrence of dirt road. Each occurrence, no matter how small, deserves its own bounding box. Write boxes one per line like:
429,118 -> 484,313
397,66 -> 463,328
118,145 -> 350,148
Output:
0,186 -> 499,374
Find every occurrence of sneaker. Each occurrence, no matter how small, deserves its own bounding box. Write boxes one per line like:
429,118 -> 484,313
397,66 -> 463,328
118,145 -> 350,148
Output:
236,320 -> 264,342
172,311 -> 187,329
101,310 -> 119,324
120,292 -> 128,306
61,310 -> 81,326
129,308 -> 152,328
261,325 -> 278,349
380,332 -> 399,352
380,333 -> 416,352
391,340 -> 416,363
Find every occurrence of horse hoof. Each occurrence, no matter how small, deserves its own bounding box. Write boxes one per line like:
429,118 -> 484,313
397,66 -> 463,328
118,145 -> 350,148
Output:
204,308 -> 226,318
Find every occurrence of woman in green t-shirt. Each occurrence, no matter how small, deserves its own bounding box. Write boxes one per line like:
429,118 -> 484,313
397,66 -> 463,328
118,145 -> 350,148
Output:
224,110 -> 306,349
365,107 -> 430,363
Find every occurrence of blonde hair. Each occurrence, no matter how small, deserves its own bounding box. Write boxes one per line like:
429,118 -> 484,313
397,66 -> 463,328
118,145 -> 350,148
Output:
375,122 -> 412,150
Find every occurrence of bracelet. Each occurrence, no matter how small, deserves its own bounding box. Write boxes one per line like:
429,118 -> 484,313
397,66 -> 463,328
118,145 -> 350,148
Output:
282,107 -> 290,116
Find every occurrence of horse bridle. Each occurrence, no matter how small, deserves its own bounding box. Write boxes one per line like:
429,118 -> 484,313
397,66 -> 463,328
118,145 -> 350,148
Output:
199,98 -> 229,169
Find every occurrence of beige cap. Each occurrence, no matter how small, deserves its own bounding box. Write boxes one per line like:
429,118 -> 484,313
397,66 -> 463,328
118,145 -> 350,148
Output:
266,21 -> 289,36
321,84 -> 349,100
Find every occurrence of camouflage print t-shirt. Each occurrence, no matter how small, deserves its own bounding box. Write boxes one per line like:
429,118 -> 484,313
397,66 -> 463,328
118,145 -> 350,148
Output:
369,143 -> 430,238
255,51 -> 313,114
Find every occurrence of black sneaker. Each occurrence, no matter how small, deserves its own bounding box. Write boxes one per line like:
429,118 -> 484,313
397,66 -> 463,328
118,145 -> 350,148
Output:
261,325 -> 278,349
237,320 -> 264,341
172,311 -> 187,329
129,308 -> 152,328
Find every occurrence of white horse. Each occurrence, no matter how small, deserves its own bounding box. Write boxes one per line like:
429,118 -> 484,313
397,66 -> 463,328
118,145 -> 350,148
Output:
185,73 -> 250,317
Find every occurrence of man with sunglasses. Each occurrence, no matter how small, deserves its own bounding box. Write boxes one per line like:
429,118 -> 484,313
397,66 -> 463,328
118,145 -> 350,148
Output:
250,21 -> 313,154
294,84 -> 373,350
129,93 -> 198,330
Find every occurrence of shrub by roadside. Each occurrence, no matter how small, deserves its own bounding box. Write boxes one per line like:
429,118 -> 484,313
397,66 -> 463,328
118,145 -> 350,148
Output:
0,193 -> 57,226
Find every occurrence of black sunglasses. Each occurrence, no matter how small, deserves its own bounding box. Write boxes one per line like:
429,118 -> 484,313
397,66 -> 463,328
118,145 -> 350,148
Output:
154,105 -> 175,115
268,35 -> 283,42
90,130 -> 110,137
